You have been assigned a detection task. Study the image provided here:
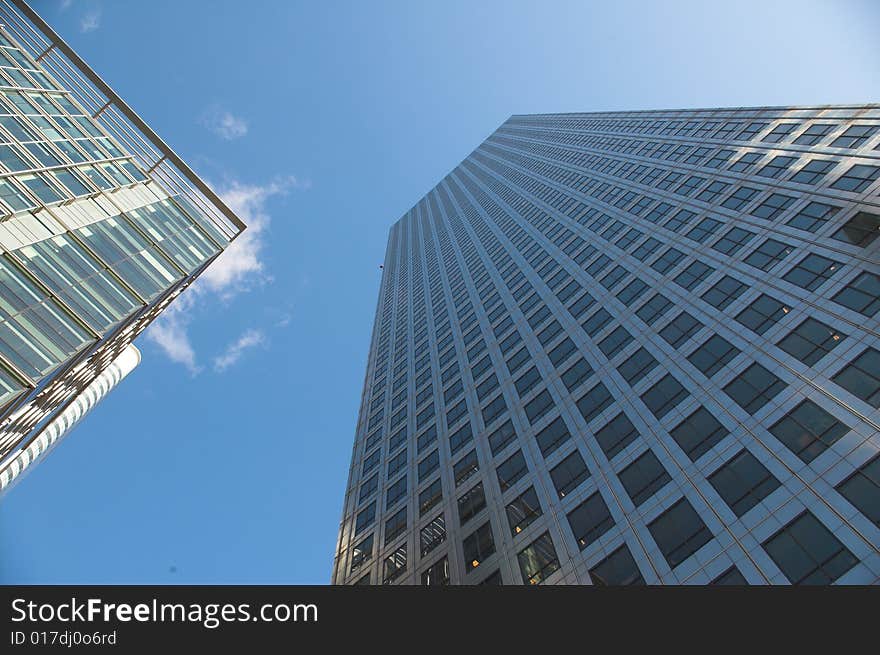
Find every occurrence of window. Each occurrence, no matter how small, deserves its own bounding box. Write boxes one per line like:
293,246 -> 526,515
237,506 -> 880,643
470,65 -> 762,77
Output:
386,475 -> 407,509
576,382 -> 614,423
711,567 -> 748,585
709,450 -> 780,517
721,186 -> 759,211
420,514 -> 446,556
550,450 -> 590,498
695,180 -> 729,203
582,307 -> 612,336
660,311 -> 703,348
790,159 -> 837,185
482,394 -> 508,426
783,253 -> 841,291
736,294 -> 790,335
449,423 -> 474,455
688,335 -> 740,377
496,450 -> 529,492
506,486 -> 543,535
769,400 -> 850,464
704,148 -> 735,168
671,407 -> 729,462
762,123 -> 799,143
600,265 -> 628,290
664,209 -> 696,233
833,211 -> 879,248
751,192 -> 796,220
362,449 -> 381,476
561,357 -> 594,392
619,450 -> 671,506
787,201 -> 839,232
417,425 -> 437,453
642,374 -> 689,419
568,292 -> 596,319
701,275 -> 747,310
618,347 -> 659,385
383,544 -> 407,584
832,348 -> 880,407
651,247 -> 685,274
589,545 -> 645,585
728,152 -> 763,173
534,415 -> 571,457
419,478 -> 443,516
476,374 -> 499,401
518,532 -> 560,585
595,412 -> 639,460
454,450 -> 479,487
488,420 -> 517,456
737,121 -> 767,140
763,512 -> 857,584
463,521 -> 495,572
506,348 -> 530,375
359,473 -> 379,504
387,449 -> 407,478
836,454 -> 880,528
756,156 -> 797,179
418,450 -> 439,482
633,237 -> 661,261
794,123 -> 834,145
636,293 -> 672,325
777,318 -> 845,366
712,227 -> 755,255
567,491 -> 615,550
599,325 -> 634,359
420,556 -> 450,586
384,507 -> 407,545
833,272 -> 880,317
674,261 -> 714,291
724,363 -> 786,414
831,164 -> 880,193
549,337 -> 577,367
686,217 -> 722,243
617,278 -> 649,306
648,498 -> 713,568
744,238 -> 794,272
350,534 -> 374,572
525,389 -> 555,424
515,366 -> 543,397
831,124 -> 878,148
458,482 -> 486,525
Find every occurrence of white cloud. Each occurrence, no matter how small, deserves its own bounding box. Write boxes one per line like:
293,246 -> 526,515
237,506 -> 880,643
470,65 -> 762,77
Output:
213,329 -> 265,372
60,0 -> 73,10
145,176 -> 302,374
80,8 -> 101,32
199,176 -> 301,298
199,106 -> 248,141
144,293 -> 201,376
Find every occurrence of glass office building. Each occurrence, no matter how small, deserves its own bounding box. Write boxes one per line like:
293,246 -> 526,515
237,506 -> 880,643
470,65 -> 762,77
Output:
333,104 -> 880,585
0,2 -> 244,493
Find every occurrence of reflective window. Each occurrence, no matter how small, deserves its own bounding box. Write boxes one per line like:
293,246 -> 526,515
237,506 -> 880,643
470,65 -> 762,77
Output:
763,512 -> 857,584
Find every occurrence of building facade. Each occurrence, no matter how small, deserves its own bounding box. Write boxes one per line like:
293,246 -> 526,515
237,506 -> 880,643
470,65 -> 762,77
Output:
333,103 -> 880,585
0,2 -> 244,493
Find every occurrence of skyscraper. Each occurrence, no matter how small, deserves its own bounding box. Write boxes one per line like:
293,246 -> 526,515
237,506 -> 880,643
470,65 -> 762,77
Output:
0,2 -> 245,493
333,104 -> 880,585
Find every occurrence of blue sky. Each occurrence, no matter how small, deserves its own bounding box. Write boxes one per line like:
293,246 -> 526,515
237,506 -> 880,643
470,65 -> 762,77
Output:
0,0 -> 877,584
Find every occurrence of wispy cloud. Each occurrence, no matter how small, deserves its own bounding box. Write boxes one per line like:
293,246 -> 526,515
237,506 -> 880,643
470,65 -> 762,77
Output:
199,105 -> 249,141
213,329 -> 265,372
144,294 -> 200,376
80,8 -> 101,32
59,0 -> 73,10
200,176 -> 303,298
145,175 -> 303,374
